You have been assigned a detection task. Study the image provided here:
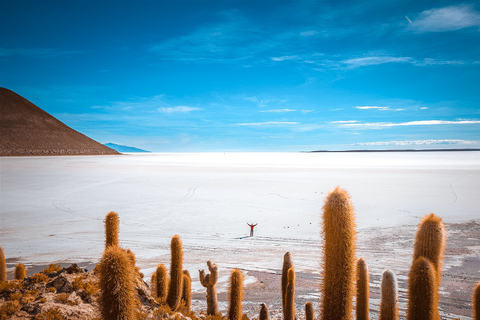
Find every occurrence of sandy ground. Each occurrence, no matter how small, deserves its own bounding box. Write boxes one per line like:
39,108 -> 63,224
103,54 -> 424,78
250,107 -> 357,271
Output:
1,152 -> 479,319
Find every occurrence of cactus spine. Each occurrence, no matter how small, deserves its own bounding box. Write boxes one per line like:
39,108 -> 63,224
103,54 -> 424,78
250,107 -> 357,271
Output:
407,256 -> 436,320
156,264 -> 169,302
182,270 -> 192,312
166,235 -> 184,311
199,259 -> 220,315
228,268 -> 244,320
260,303 -> 269,320
474,282 -> 480,320
98,245 -> 135,320
15,263 -> 27,281
282,252 -> 294,315
284,268 -> 296,320
356,258 -> 369,320
379,269 -> 398,320
413,213 -> 446,319
321,186 -> 356,320
0,246 -> 5,283
305,302 -> 314,320
105,211 -> 119,247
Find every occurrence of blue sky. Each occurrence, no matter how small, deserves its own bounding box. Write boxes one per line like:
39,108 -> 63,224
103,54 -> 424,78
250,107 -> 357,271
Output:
1,0 -> 479,151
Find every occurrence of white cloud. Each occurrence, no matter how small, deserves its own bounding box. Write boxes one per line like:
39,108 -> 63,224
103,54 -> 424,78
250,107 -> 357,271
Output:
409,4 -> 480,33
237,121 -> 299,126
331,120 -> 360,124
342,56 -> 412,68
337,119 -> 480,128
260,109 -> 297,113
354,106 -> 405,111
158,106 -> 202,113
270,55 -> 300,62
355,139 -> 479,146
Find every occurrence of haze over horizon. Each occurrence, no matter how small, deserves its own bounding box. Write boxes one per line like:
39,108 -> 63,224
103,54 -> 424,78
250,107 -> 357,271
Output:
1,0 -> 479,152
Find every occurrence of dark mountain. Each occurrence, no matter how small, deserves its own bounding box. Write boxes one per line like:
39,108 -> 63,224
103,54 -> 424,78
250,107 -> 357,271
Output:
104,143 -> 150,153
0,87 -> 119,156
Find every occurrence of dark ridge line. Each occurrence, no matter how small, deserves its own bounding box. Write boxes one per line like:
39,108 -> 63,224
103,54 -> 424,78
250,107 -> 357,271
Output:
307,148 -> 480,153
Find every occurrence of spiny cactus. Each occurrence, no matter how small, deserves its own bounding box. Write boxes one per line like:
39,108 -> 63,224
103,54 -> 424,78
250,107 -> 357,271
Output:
228,268 -> 244,320
156,264 -> 169,302
182,270 -> 192,313
356,257 -> 369,320
305,302 -> 314,320
407,256 -> 436,320
14,263 -> 27,281
284,268 -> 296,320
105,211 -> 119,247
282,252 -> 294,315
166,235 -> 184,311
379,269 -> 398,320
259,303 -> 269,320
0,246 -> 5,283
98,245 -> 136,320
474,282 -> 480,320
199,259 -> 220,315
321,186 -> 357,320
151,272 -> 157,298
413,213 -> 446,319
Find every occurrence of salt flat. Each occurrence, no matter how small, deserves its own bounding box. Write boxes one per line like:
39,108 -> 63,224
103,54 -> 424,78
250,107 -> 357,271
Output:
1,152 -> 479,318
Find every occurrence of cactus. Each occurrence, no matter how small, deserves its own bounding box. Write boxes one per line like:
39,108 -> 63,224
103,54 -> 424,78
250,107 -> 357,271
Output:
260,303 -> 269,320
284,268 -> 296,320
182,270 -> 192,313
228,268 -> 244,320
379,269 -> 398,320
305,302 -> 314,320
474,282 -> 480,320
98,245 -> 136,320
321,186 -> 357,320
413,213 -> 446,319
0,246 -> 5,283
356,258 -> 369,320
166,235 -> 184,311
151,272 -> 157,298
282,252 -> 294,314
105,211 -> 119,247
14,263 -> 27,281
407,256 -> 436,320
199,260 -> 220,315
156,264 -> 169,302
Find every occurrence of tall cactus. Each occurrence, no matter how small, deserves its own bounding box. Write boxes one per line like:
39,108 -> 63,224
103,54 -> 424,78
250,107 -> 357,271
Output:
259,303 -> 269,320
0,246 -> 5,283
407,256 -> 436,320
98,245 -> 136,320
166,235 -> 184,311
356,258 -> 369,320
199,260 -> 220,315
15,263 -> 27,281
474,282 -> 480,320
305,302 -> 314,320
284,268 -> 296,320
228,268 -> 244,320
413,213 -> 446,319
182,270 -> 192,313
321,186 -> 357,320
379,269 -> 398,320
156,264 -> 169,303
105,211 -> 119,247
282,252 -> 294,315
151,272 -> 157,298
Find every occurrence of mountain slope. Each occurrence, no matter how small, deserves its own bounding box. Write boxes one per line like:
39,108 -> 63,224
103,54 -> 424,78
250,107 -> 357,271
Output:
104,143 -> 150,153
0,87 -> 119,156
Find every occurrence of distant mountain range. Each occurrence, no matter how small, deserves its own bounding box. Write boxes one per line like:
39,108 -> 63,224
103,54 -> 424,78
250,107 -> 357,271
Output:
104,143 -> 150,153
0,87 -> 119,156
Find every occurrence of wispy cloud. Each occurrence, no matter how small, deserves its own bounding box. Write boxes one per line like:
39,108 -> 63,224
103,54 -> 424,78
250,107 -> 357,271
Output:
354,106 -> 405,111
331,120 -> 360,124
337,119 -> 480,128
408,4 -> 480,33
0,47 -> 81,58
342,56 -> 412,68
237,121 -> 299,126
158,106 -> 202,113
92,95 -> 167,111
354,139 -> 479,146
260,109 -> 297,113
